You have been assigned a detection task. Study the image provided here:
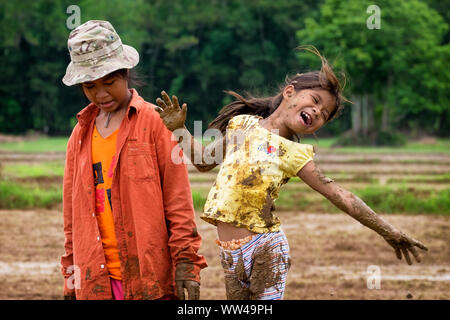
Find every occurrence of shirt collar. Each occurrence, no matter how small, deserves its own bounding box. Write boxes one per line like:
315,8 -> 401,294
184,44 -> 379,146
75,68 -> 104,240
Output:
76,88 -> 143,127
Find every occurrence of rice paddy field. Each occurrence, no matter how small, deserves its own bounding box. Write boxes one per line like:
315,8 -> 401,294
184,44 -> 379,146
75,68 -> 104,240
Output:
0,135 -> 448,299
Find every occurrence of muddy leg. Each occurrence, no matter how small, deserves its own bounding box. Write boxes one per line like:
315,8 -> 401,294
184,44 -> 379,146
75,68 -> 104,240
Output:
220,251 -> 251,300
249,239 -> 290,300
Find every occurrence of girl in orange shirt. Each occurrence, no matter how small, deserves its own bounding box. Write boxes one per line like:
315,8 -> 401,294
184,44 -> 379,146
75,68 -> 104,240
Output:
61,20 -> 206,300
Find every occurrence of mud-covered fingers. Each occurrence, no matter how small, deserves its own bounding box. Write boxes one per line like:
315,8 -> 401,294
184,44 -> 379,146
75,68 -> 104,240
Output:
401,246 -> 412,265
172,95 -> 181,109
156,97 -> 167,110
181,103 -> 187,116
186,281 -> 200,300
153,104 -> 164,114
161,91 -> 173,108
176,280 -> 185,300
394,246 -> 402,260
412,239 -> 428,252
408,245 -> 422,263
386,239 -> 402,260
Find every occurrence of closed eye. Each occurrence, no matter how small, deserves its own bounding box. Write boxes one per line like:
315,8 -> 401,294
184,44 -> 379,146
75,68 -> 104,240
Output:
104,80 -> 115,86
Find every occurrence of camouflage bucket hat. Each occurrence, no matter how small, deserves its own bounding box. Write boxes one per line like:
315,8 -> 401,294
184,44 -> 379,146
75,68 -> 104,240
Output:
62,20 -> 139,86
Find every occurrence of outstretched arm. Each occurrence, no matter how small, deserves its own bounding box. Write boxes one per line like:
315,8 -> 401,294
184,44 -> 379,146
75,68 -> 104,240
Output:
155,91 -> 225,172
297,160 -> 428,265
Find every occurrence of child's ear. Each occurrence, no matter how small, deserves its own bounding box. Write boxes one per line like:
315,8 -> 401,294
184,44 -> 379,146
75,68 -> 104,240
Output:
283,85 -> 296,99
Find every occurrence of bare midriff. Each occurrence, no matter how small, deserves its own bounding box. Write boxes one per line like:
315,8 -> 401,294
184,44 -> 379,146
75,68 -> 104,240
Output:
217,221 -> 258,241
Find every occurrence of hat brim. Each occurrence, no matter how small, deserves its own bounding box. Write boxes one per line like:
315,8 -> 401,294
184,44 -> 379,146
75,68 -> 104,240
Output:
62,44 -> 139,86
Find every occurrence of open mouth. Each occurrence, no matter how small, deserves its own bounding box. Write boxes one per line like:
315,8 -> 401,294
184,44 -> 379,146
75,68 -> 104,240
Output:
300,111 -> 312,126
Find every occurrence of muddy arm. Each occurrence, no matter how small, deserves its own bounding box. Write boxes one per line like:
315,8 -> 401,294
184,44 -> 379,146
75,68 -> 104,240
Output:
175,126 -> 226,172
297,160 -> 428,265
155,91 -> 225,172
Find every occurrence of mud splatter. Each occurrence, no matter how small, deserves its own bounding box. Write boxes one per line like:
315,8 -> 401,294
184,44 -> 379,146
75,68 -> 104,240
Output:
249,244 -> 282,298
176,259 -> 196,280
260,189 -> 275,227
85,267 -> 91,281
278,145 -> 287,157
213,210 -> 223,220
92,284 -> 106,295
124,256 -> 140,279
221,244 -> 285,300
240,168 -> 263,187
313,166 -> 334,185
221,252 -> 251,300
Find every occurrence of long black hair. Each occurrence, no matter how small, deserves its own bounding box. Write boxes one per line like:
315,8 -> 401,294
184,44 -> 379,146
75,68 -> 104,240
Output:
208,46 -> 347,135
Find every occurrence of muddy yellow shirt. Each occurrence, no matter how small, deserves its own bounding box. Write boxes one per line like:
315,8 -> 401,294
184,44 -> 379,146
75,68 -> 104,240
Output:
201,114 -> 315,233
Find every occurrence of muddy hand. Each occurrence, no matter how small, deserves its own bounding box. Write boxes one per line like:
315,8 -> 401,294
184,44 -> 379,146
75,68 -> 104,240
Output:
155,90 -> 187,132
384,229 -> 428,265
175,262 -> 200,300
176,279 -> 200,300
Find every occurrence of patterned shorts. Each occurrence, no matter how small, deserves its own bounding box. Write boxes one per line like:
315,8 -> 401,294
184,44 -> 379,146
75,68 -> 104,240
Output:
218,230 -> 290,300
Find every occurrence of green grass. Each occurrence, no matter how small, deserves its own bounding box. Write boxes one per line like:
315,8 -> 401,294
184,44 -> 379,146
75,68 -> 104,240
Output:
0,137 -> 68,153
190,185 -> 450,215
2,162 -> 65,178
192,191 -> 207,211
1,135 -> 449,154
387,173 -> 450,184
352,186 -> 450,215
0,176 -> 447,214
318,186 -> 450,215
301,137 -> 450,154
0,180 -> 62,209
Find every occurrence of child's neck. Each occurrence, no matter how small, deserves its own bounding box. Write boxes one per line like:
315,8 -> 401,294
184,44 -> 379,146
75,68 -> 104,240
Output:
260,110 -> 295,140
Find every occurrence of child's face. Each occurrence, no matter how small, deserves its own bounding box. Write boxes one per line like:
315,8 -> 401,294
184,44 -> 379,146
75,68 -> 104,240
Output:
81,72 -> 130,112
282,87 -> 336,135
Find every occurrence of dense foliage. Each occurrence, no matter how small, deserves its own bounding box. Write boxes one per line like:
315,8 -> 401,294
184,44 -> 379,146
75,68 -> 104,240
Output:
0,0 -> 448,142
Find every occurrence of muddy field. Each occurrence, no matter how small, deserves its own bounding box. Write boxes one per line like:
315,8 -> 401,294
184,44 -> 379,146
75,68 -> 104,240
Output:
0,149 -> 449,300
0,209 -> 448,300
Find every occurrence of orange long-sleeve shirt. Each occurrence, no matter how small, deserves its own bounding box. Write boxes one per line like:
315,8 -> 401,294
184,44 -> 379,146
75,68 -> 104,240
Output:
61,89 -> 207,300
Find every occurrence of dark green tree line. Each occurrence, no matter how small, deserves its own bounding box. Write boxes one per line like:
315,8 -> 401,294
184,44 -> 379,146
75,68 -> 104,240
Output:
0,0 -> 448,141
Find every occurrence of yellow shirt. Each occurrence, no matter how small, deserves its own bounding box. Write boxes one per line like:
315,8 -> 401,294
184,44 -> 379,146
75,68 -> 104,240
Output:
201,115 -> 315,233
91,124 -> 122,280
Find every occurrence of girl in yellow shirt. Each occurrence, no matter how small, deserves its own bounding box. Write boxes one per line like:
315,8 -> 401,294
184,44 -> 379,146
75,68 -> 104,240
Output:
155,47 -> 428,300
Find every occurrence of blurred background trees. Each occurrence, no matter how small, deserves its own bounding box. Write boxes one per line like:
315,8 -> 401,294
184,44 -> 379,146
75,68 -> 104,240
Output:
0,0 -> 448,144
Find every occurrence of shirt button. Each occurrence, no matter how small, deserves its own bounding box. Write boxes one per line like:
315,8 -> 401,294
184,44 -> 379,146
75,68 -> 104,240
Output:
92,213 -> 95,217
100,264 -> 105,269
97,236 -> 100,241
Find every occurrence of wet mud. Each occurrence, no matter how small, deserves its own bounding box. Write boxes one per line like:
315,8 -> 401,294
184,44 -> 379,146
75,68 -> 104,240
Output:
221,243 -> 287,300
